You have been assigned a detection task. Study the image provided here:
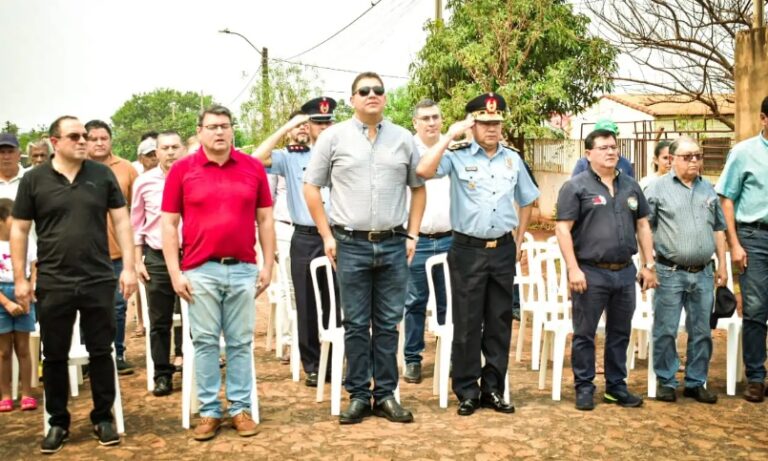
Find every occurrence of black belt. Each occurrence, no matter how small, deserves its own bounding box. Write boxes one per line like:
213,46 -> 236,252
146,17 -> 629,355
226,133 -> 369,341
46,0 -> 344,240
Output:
452,231 -> 514,249
207,257 -> 241,265
333,225 -> 406,243
738,221 -> 768,231
656,255 -> 708,273
293,224 -> 319,235
278,220 -> 292,226
580,260 -> 632,271
419,231 -> 452,240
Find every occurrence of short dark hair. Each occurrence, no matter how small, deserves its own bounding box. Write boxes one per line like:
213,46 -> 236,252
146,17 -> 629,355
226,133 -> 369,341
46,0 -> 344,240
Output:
412,99 -> 439,118
140,131 -> 159,142
84,119 -> 112,138
197,105 -> 232,126
762,96 -> 768,116
0,198 -> 13,221
49,115 -> 78,138
585,129 -> 617,150
156,130 -> 182,142
351,71 -> 383,94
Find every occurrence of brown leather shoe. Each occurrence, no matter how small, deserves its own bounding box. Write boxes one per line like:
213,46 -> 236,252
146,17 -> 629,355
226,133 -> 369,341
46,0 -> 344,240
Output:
231,412 -> 259,437
744,382 -> 765,403
192,417 -> 221,441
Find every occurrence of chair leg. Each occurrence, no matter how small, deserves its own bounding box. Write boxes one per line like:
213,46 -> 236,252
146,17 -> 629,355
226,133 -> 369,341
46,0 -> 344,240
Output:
330,343 -> 344,416
538,330 -> 551,390
397,319 -> 405,372
274,297 -> 285,359
531,312 -> 544,371
726,323 -> 739,396
112,356 -> 125,434
551,330 -> 567,401
432,336 -> 441,397
146,332 -> 154,392
250,354 -> 260,423
637,330 -> 648,360
181,352 -> 194,429
626,330 -> 636,374
647,332 -> 656,398
438,333 -> 451,409
290,313 -> 301,382
265,302 -> 275,351
515,310 -> 528,362
68,365 -> 79,397
317,341 -> 330,403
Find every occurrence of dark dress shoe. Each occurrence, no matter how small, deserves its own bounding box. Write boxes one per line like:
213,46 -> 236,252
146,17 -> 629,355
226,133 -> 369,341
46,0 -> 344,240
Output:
656,385 -> 677,402
744,382 -> 765,403
403,363 -> 422,384
153,376 -> 173,397
575,389 -> 595,411
339,399 -> 372,425
373,399 -> 414,423
305,372 -> 319,387
457,398 -> 481,416
93,421 -> 120,446
480,392 -> 515,413
41,426 -> 69,454
684,386 -> 717,404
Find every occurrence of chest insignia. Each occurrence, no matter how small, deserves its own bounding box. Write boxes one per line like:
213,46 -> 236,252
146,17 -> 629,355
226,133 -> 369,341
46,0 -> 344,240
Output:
592,195 -> 607,206
468,180 -> 476,190
627,196 -> 638,211
505,156 -> 514,169
464,166 -> 478,172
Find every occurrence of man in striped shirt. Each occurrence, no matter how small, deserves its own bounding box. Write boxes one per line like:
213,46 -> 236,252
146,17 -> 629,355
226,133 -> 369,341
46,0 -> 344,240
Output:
645,136 -> 728,404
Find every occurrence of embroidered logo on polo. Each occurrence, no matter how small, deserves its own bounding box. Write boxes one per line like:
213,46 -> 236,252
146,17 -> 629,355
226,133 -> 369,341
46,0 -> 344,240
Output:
627,196 -> 638,211
592,195 -> 607,206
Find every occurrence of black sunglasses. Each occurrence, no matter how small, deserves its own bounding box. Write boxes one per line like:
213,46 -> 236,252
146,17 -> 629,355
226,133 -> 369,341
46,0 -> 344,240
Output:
61,133 -> 88,142
356,86 -> 385,97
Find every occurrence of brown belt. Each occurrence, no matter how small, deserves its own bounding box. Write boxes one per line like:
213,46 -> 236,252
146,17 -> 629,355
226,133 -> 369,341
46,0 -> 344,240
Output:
581,260 -> 632,271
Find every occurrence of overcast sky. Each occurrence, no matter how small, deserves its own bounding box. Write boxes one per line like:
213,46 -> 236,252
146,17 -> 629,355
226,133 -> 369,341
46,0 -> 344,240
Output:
0,0 -> 438,131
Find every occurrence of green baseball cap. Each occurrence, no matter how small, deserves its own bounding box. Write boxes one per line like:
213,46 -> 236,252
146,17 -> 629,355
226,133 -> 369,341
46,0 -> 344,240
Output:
594,118 -> 619,136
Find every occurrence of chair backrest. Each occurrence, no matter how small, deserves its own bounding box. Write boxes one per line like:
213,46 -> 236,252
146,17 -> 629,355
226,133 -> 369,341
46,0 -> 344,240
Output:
425,253 -> 452,330
138,279 -> 151,330
713,251 -> 738,319
277,249 -> 296,307
540,250 -> 570,320
309,256 -> 340,332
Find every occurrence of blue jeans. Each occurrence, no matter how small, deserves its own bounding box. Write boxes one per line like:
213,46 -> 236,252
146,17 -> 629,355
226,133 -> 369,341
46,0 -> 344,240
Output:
334,230 -> 408,403
184,262 -> 258,418
112,259 -> 127,358
403,236 -> 451,364
652,263 -> 714,388
739,226 -> 768,382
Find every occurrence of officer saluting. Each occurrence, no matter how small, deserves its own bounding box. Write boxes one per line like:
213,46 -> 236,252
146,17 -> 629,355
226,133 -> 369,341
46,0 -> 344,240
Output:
416,92 -> 540,416
254,97 -> 336,387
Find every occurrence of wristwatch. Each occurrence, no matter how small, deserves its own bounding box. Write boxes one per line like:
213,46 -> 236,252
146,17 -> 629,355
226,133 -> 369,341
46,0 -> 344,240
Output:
644,262 -> 656,270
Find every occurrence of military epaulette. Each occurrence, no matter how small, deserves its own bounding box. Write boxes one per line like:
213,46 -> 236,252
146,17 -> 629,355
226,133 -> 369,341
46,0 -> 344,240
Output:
286,144 -> 310,153
448,140 -> 471,151
500,142 -> 520,153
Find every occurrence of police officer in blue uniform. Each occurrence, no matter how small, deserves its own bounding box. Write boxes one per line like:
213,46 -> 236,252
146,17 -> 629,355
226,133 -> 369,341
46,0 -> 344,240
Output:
254,97 -> 336,387
416,92 -> 540,416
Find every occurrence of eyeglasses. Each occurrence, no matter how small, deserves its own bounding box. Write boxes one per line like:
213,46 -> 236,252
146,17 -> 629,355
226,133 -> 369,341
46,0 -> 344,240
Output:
676,153 -> 703,162
59,133 -> 88,142
416,114 -> 441,122
201,123 -> 233,131
355,86 -> 385,97
143,152 -> 157,158
593,145 -> 619,152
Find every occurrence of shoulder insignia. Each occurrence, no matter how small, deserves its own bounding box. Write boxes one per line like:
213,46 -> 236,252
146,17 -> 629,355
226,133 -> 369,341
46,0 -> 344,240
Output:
448,140 -> 471,151
287,144 -> 310,153
500,142 -> 520,153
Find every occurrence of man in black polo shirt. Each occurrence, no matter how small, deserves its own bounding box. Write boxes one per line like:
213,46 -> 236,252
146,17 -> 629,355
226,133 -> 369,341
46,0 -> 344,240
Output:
555,129 -> 657,411
10,116 -> 137,454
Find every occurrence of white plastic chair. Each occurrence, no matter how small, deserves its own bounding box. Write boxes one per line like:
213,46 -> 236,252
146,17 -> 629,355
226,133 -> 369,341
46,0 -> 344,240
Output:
138,278 -> 182,392
311,256 -> 345,415
426,254 -> 454,408
43,312 -> 125,435
537,250 -> 573,400
276,251 -> 301,382
179,299 -> 259,429
265,239 -> 294,356
713,252 -> 743,396
515,238 -> 554,369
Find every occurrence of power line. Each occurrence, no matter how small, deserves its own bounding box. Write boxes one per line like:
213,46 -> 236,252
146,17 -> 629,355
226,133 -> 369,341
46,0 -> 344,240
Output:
270,56 -> 408,79
228,66 -> 262,106
286,0 -> 385,60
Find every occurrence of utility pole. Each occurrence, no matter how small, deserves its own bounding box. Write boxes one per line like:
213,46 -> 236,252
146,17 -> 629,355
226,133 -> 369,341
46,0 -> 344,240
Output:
261,47 -> 271,135
756,0 -> 765,29
435,0 -> 442,21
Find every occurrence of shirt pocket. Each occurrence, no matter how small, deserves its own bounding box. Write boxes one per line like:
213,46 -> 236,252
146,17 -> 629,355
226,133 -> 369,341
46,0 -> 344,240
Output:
456,169 -> 479,197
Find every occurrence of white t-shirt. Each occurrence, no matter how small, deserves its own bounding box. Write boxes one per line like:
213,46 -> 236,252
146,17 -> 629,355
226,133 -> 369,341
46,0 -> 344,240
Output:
0,239 -> 37,282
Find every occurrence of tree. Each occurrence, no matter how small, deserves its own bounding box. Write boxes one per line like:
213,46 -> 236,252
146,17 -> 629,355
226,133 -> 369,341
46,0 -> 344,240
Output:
409,0 -> 617,145
384,86 -> 418,130
239,63 -> 322,146
111,89 -> 214,160
585,0 -> 767,130
2,121 -> 19,135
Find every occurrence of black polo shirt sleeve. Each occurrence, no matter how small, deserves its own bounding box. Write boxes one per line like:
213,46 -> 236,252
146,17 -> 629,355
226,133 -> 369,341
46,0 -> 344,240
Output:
555,180 -> 580,221
106,168 -> 127,209
11,175 -> 35,221
633,181 -> 650,220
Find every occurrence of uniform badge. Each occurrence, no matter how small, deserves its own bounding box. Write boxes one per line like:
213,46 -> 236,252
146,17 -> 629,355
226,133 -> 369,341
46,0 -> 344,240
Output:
592,195 -> 607,206
464,166 -> 478,172
468,180 -> 476,190
505,156 -> 514,169
485,94 -> 498,114
319,98 -> 330,114
627,196 -> 638,211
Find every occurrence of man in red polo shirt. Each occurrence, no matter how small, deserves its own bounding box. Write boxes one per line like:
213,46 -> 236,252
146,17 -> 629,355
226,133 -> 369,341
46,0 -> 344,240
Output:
161,105 -> 275,441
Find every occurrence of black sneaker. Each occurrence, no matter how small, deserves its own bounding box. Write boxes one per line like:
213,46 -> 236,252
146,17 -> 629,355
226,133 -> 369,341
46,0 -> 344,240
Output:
152,375 -> 173,397
41,426 -> 69,454
604,389 -> 643,407
93,421 -> 120,446
656,385 -> 677,402
683,386 -> 718,404
115,358 -> 134,376
575,389 -> 595,411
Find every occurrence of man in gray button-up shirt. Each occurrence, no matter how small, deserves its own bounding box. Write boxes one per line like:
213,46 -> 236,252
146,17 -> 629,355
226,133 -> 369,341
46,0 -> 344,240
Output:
304,71 -> 426,425
645,136 -> 727,405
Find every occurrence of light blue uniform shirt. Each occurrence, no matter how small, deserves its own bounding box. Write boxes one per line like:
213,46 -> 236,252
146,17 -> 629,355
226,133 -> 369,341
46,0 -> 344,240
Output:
434,141 -> 540,239
715,133 -> 768,224
267,148 -> 329,227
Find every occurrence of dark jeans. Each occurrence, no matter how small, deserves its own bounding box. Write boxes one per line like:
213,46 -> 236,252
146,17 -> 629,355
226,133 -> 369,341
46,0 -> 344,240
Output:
738,226 -> 768,382
37,282 -> 117,429
112,259 -> 128,359
144,247 -> 178,380
334,230 -> 408,403
571,265 -> 636,393
290,231 -> 337,374
448,238 -> 516,400
404,235 -> 451,364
